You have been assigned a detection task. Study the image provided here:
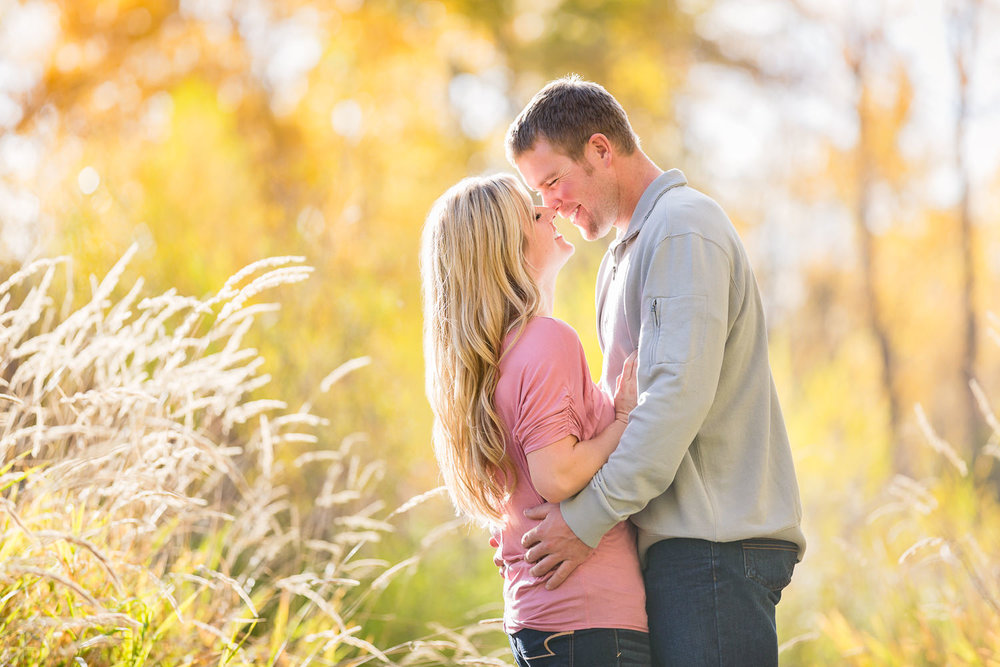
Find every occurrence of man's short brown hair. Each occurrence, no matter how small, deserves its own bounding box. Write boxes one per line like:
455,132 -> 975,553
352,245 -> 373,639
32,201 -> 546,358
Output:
506,75 -> 639,163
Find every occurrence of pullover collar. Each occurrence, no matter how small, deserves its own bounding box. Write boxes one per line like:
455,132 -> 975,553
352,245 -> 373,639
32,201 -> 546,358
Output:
613,168 -> 688,249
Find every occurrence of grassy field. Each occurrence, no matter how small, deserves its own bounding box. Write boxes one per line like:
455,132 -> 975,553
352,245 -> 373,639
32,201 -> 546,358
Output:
3,249 -> 1000,665
0,249 -> 507,665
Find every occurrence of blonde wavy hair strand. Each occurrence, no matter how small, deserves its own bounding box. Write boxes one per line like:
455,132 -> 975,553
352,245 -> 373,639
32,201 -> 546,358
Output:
420,174 -> 541,524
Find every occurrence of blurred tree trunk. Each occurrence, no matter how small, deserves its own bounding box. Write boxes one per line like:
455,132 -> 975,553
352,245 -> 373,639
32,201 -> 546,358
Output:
847,36 -> 907,476
950,0 -> 984,461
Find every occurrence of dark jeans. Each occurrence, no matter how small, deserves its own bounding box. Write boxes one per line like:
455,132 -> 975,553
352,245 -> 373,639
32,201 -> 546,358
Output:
508,627 -> 652,667
644,538 -> 798,667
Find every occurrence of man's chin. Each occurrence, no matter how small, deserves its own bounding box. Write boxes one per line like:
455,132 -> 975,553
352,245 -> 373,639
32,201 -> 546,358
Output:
580,224 -> 610,242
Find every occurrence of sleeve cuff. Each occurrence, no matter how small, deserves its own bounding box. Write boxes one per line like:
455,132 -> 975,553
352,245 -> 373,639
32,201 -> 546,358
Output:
560,483 -> 620,548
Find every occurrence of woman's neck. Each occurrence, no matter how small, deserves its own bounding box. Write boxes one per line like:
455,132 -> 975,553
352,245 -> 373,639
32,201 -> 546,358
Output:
535,272 -> 557,318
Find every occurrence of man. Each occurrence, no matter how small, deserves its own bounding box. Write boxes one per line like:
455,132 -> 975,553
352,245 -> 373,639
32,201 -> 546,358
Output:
505,75 -> 805,666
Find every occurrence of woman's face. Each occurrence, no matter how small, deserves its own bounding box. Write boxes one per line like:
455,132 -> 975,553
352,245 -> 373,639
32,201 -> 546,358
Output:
523,205 -> 574,280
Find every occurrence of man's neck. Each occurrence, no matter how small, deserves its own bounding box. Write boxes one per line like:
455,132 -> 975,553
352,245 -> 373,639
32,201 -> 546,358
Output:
614,152 -> 663,232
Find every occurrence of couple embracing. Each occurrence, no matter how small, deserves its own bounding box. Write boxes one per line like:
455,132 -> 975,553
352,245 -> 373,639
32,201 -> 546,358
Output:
421,76 -> 805,667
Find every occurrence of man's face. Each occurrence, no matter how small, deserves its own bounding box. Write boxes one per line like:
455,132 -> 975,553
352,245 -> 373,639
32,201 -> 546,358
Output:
515,137 -> 619,242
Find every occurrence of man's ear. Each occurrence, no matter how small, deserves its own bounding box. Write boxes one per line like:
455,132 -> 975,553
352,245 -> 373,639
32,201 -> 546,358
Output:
587,133 -> 613,165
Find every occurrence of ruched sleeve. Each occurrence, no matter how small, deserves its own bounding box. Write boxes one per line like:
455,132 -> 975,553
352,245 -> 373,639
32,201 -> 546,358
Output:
507,319 -> 589,455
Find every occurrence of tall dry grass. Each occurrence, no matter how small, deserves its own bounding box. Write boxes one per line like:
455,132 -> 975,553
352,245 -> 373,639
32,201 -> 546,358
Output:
778,314 -> 1000,665
0,247 -> 507,666
14,244 -> 998,667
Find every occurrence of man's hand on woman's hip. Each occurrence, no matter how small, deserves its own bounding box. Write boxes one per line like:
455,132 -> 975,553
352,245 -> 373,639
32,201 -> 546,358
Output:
521,502 -> 594,590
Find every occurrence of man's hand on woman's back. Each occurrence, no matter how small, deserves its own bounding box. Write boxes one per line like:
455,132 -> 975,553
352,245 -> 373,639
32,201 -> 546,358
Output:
521,502 -> 594,590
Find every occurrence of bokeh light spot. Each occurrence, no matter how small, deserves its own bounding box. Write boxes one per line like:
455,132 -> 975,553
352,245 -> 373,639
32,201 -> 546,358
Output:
78,166 -> 100,195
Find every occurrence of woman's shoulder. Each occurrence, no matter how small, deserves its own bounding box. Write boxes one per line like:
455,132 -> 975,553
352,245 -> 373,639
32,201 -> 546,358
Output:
512,317 -> 582,354
526,315 -> 579,337
501,317 -> 583,372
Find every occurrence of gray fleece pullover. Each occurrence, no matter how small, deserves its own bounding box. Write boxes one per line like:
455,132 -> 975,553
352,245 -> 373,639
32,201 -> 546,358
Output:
561,169 -> 806,560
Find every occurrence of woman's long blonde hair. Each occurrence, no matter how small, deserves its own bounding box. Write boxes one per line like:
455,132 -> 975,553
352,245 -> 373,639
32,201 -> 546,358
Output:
420,174 -> 541,524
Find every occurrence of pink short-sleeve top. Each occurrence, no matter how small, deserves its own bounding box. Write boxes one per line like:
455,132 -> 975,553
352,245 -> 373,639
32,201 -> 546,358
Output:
492,317 -> 647,634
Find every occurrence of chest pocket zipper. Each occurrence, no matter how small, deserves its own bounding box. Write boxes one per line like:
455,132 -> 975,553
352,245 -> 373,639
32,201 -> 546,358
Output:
649,298 -> 660,367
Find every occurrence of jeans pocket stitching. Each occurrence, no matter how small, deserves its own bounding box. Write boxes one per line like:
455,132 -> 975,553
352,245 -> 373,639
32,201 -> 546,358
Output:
523,630 -> 574,660
743,545 -> 796,591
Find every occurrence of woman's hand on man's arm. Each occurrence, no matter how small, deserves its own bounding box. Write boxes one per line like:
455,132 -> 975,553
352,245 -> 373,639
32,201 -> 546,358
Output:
613,350 -> 638,423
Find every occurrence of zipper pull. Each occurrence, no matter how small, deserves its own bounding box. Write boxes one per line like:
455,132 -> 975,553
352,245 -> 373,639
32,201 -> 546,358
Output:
651,299 -> 659,326
612,264 -> 617,280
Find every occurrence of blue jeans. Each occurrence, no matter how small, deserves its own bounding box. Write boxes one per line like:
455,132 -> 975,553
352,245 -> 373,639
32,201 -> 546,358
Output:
508,627 -> 651,666
644,538 -> 798,667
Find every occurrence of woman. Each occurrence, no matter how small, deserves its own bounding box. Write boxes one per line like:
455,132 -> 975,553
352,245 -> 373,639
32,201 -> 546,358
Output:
420,173 -> 651,666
